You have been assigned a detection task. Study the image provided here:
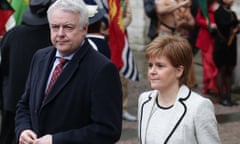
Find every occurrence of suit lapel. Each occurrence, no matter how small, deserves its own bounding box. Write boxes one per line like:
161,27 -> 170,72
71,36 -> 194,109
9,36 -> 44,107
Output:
35,48 -> 56,110
163,99 -> 187,143
41,39 -> 91,107
42,60 -> 79,106
163,85 -> 191,143
140,91 -> 157,144
140,86 -> 191,144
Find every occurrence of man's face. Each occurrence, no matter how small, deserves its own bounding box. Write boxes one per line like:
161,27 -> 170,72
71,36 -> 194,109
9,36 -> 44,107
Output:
49,8 -> 88,56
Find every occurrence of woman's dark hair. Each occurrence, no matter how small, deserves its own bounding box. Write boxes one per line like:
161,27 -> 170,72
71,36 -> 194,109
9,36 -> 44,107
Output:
207,0 -> 216,5
217,0 -> 224,5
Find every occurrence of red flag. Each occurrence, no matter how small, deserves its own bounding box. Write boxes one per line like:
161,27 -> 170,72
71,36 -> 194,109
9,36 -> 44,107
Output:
107,0 -> 139,81
108,0 -> 125,70
0,0 -> 14,35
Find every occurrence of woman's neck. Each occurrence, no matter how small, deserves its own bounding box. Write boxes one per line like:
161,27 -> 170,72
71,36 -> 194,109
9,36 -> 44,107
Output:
157,85 -> 179,107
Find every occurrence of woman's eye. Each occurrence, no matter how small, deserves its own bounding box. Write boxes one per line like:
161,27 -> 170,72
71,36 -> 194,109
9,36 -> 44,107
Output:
148,63 -> 153,68
156,64 -> 163,68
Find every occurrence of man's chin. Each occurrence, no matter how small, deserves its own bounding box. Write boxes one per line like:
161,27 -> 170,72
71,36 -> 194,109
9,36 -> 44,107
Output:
55,44 -> 68,50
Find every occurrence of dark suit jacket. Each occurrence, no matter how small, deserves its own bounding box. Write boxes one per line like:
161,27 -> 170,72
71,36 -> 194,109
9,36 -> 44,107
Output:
87,34 -> 111,59
15,39 -> 122,144
0,24 -> 51,112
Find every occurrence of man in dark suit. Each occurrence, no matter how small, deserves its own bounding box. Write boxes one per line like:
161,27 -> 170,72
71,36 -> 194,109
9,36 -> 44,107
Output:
15,0 -> 122,143
0,0 -> 52,143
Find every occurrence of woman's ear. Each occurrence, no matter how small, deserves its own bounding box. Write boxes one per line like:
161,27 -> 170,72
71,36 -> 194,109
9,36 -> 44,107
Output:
176,65 -> 184,78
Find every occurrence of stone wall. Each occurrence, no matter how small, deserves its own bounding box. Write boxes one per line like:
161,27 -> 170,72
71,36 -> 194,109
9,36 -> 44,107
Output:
232,1 -> 240,87
127,0 -> 148,51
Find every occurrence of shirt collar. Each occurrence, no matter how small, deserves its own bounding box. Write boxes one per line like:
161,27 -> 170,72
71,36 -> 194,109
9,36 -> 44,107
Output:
55,40 -> 85,61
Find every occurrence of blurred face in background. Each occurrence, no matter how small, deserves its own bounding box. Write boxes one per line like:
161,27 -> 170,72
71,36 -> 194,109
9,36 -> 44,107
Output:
223,0 -> 234,6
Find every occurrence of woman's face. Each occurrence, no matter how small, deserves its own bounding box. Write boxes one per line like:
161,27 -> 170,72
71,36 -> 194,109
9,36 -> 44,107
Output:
147,55 -> 183,91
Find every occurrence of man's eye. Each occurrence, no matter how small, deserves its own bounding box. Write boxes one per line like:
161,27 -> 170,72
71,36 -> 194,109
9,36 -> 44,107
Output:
63,26 -> 74,32
51,25 -> 59,31
50,25 -> 75,32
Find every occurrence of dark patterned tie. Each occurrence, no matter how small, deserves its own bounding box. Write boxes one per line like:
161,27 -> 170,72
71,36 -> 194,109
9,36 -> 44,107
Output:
44,57 -> 67,98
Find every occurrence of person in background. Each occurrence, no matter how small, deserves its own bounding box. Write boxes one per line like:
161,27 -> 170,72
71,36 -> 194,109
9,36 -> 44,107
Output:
143,0 -> 190,38
213,0 -> 239,106
175,0 -> 195,38
120,0 -> 138,121
138,35 -> 221,144
143,0 -> 158,40
0,0 -> 15,41
155,0 -> 190,36
94,0 -> 109,32
0,0 -> 53,143
15,0 -> 122,143
85,0 -> 111,59
195,0 -> 219,95
174,0 -> 197,89
189,0 -> 200,55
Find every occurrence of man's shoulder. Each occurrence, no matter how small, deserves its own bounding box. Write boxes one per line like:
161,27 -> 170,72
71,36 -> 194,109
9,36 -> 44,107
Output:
34,46 -> 54,57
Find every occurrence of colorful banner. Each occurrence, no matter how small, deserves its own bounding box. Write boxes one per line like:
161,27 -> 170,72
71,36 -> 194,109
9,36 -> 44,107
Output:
198,0 -> 211,31
108,0 -> 139,81
9,0 -> 29,25
0,0 -> 14,35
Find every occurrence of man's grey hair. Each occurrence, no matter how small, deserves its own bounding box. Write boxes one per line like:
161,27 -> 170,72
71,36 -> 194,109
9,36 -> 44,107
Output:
47,0 -> 89,29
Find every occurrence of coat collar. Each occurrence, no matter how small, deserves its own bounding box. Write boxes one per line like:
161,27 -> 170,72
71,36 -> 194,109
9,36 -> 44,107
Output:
38,39 -> 92,109
139,85 -> 191,144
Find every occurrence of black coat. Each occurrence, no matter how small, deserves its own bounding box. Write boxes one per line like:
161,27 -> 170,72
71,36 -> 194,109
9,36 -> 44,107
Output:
15,40 -> 122,143
213,6 -> 238,68
86,34 -> 111,59
143,0 -> 158,40
0,23 -> 51,112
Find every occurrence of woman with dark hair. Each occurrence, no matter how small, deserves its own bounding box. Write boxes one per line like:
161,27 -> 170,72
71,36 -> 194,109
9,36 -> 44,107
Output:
214,0 -> 239,106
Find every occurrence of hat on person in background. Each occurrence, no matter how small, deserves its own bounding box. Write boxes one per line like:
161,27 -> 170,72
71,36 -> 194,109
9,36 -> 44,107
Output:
84,0 -> 105,25
22,0 -> 52,25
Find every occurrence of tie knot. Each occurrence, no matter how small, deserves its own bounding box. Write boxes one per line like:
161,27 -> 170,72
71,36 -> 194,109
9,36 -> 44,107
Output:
58,57 -> 67,65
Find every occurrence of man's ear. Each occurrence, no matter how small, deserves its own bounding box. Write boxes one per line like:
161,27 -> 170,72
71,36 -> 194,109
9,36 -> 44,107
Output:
82,24 -> 88,33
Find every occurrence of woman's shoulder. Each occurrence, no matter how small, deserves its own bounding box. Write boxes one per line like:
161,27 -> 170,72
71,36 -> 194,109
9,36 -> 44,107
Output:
178,85 -> 214,110
190,90 -> 211,101
139,90 -> 157,102
187,91 -> 215,112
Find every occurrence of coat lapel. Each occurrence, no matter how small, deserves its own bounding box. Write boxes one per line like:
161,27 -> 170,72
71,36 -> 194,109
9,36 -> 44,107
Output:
42,59 -> 79,107
163,85 -> 191,143
140,91 -> 157,144
35,48 -> 56,110
140,86 -> 191,144
41,39 -> 91,107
